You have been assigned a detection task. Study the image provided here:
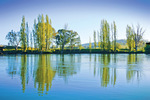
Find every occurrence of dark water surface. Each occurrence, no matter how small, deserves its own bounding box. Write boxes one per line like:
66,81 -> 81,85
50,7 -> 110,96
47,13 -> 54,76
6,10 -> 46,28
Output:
0,54 -> 150,100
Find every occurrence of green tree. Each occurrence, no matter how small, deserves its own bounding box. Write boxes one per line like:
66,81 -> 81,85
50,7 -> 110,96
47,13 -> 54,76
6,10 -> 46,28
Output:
30,31 -> 33,50
132,24 -> 145,52
69,30 -> 80,50
26,22 -> 29,50
89,37 -> 92,50
45,15 -> 50,50
93,30 -> 97,49
5,30 -> 20,50
100,20 -> 111,51
41,14 -> 46,51
97,31 -> 101,49
56,29 -> 79,53
78,36 -> 82,50
37,15 -> 42,50
126,25 -> 134,51
20,16 -> 27,51
111,21 -> 117,52
33,19 -> 38,49
45,15 -> 54,50
56,29 -> 70,53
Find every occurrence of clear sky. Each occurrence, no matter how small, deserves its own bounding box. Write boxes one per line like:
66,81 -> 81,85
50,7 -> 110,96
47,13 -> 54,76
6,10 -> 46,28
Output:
0,0 -> 150,45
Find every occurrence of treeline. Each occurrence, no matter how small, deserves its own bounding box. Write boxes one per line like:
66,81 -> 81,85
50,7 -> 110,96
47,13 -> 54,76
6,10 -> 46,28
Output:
90,20 -> 145,52
6,14 -> 81,52
91,20 -> 117,52
5,15 -> 145,53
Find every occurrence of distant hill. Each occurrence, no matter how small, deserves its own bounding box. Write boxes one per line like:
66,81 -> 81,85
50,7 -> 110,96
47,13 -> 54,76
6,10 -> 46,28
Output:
116,39 -> 126,45
82,39 -> 127,48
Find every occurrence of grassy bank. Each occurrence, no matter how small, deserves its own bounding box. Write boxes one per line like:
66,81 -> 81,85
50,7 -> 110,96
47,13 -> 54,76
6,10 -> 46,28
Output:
0,49 -> 145,55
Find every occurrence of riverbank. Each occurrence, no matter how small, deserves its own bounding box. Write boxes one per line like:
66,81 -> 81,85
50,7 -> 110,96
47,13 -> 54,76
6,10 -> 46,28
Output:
0,49 -> 146,55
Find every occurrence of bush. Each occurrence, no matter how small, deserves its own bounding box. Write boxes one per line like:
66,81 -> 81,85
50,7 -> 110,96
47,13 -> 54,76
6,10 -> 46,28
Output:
145,45 -> 150,53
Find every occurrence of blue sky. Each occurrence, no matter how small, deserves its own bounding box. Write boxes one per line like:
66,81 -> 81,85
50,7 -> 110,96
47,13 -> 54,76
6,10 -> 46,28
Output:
0,0 -> 150,45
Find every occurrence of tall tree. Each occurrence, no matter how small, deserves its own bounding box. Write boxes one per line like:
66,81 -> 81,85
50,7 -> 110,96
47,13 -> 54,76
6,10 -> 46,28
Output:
126,25 -> 133,51
49,19 -> 53,49
30,31 -> 33,50
41,14 -> 46,51
33,19 -> 38,49
132,24 -> 145,52
45,15 -> 50,50
78,36 -> 82,50
20,16 -> 27,51
93,30 -> 97,49
89,37 -> 92,49
37,15 -> 42,50
111,21 -> 117,52
26,22 -> 29,50
97,31 -> 101,49
100,20 -> 110,51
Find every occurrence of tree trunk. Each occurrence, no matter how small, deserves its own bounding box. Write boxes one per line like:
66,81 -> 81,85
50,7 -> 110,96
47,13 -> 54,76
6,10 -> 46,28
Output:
61,44 -> 64,53
15,46 -> 18,51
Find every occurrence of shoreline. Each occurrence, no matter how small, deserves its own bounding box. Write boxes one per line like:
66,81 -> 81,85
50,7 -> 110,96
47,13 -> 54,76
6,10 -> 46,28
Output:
0,50 -> 148,55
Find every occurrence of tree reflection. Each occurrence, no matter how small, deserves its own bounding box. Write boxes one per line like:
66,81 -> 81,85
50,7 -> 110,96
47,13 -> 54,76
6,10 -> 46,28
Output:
34,55 -> 56,95
111,54 -> 116,86
56,54 -> 80,82
126,54 -> 141,82
20,55 -> 27,93
94,54 -> 117,87
100,54 -> 110,87
7,55 -> 18,78
6,54 -> 144,94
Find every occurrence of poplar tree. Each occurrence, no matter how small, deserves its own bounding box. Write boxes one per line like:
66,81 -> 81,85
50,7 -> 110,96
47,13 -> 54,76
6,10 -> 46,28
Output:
89,37 -> 92,50
78,36 -> 82,50
49,19 -> 53,49
126,25 -> 133,51
41,14 -> 46,51
100,20 -> 110,51
111,21 -> 117,52
30,31 -> 33,50
20,16 -> 27,51
33,19 -> 37,49
26,22 -> 29,50
93,30 -> 97,49
45,15 -> 50,50
97,31 -> 100,49
37,15 -> 42,50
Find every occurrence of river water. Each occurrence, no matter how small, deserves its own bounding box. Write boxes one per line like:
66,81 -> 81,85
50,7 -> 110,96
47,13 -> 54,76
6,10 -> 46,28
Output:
0,54 -> 150,100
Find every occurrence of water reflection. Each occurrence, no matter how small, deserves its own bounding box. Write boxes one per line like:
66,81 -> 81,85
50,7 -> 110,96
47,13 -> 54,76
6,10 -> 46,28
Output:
20,55 -> 27,93
126,54 -> 142,82
6,54 -> 144,94
34,55 -> 56,95
7,55 -> 19,78
56,54 -> 80,82
100,54 -> 116,87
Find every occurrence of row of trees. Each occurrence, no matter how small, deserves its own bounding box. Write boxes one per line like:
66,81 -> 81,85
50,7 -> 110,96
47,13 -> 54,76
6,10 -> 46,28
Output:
90,19 -> 144,52
126,24 -> 145,52
6,15 -> 81,52
6,16 -> 145,52
91,20 -> 117,52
